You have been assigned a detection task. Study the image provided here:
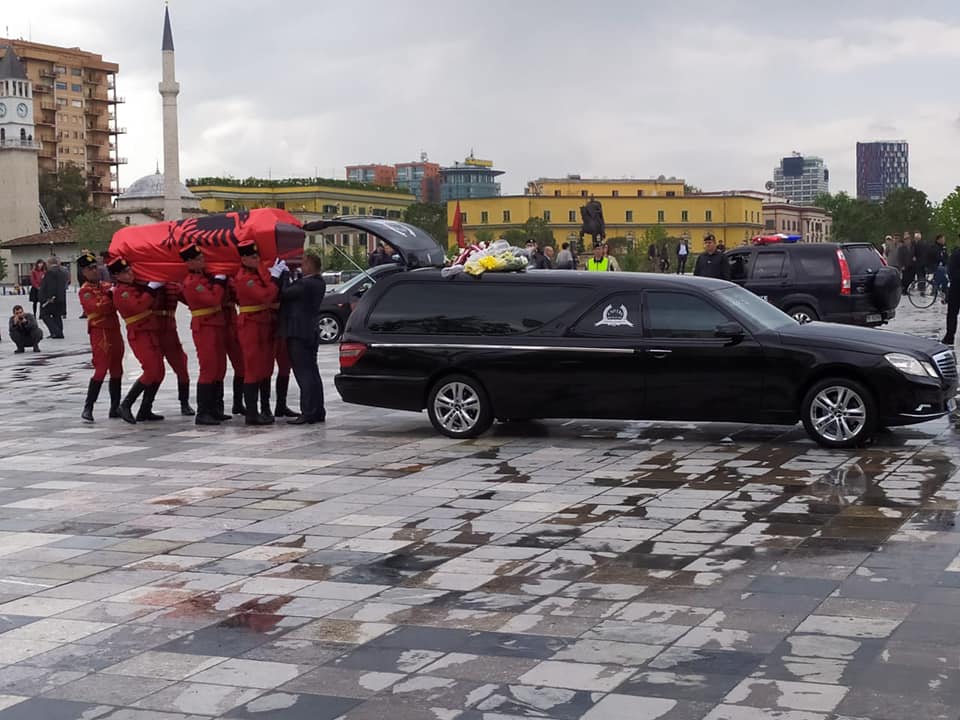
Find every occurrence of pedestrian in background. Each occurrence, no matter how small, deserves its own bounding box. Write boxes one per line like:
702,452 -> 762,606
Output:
603,243 -> 621,271
39,257 -> 67,339
555,242 -> 575,270
647,243 -> 660,272
543,246 -> 555,267
29,259 -> 45,317
883,235 -> 898,268
676,238 -> 689,275
8,305 -> 42,354
941,237 -> 960,345
933,234 -> 949,300
897,234 -> 915,293
658,244 -> 670,273
694,234 -> 730,279
280,250 -> 327,424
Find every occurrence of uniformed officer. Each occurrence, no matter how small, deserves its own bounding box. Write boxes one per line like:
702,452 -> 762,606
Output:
78,252 -> 124,422
233,241 -> 285,425
180,243 -> 230,426
156,280 -> 195,416
110,257 -> 166,424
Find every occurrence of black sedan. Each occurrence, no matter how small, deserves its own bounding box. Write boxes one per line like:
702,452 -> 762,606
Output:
335,269 -> 957,448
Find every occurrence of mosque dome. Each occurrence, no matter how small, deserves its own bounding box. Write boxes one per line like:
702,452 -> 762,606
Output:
116,171 -> 200,210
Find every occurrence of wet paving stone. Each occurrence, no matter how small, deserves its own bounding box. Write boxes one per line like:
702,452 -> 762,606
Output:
0,302 -> 958,719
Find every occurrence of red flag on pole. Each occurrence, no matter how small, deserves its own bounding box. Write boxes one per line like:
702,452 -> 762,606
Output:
451,200 -> 465,248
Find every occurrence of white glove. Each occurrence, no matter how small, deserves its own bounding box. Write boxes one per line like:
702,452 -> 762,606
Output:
213,274 -> 226,280
268,264 -> 284,279
147,281 -> 164,289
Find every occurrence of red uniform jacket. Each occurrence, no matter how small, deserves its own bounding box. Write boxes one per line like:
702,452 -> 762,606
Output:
79,281 -> 121,332
113,282 -> 160,336
182,272 -> 226,330
233,267 -> 278,326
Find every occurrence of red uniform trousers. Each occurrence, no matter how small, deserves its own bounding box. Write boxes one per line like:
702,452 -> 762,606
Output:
158,316 -> 190,383
192,325 -> 227,383
224,308 -> 244,376
89,326 -> 124,381
237,312 -> 275,383
128,325 -> 165,385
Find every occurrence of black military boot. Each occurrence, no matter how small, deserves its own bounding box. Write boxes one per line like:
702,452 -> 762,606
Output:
244,383 -> 270,425
108,379 -> 122,418
259,379 -> 275,424
214,381 -> 232,421
232,376 -> 246,415
274,375 -> 298,418
81,379 -> 103,423
119,380 -> 145,425
195,384 -> 220,426
178,381 -> 195,416
136,383 -> 165,421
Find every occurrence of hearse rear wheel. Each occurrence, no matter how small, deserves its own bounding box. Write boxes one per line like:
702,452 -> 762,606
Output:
428,374 -> 493,439
801,377 -> 876,449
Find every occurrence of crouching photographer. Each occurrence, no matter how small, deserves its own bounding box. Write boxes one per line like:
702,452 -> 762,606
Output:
9,305 -> 42,353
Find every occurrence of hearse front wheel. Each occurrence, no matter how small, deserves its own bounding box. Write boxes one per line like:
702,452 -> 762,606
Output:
427,374 -> 494,439
801,378 -> 876,448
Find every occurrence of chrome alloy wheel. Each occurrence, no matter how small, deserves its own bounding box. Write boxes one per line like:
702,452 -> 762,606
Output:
792,310 -> 813,324
433,381 -> 481,434
809,385 -> 867,442
318,315 -> 341,343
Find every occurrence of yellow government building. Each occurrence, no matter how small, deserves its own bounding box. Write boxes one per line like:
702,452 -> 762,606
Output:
187,177 -> 414,219
448,177 -> 764,251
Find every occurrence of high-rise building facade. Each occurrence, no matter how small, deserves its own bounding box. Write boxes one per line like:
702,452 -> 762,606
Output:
856,141 -> 908,202
345,164 -> 397,187
771,154 -> 829,204
395,160 -> 440,203
0,39 -> 123,208
0,44 -> 41,243
439,153 -> 503,202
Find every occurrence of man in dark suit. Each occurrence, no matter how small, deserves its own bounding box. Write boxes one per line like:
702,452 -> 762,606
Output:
39,257 -> 68,338
279,251 -> 327,424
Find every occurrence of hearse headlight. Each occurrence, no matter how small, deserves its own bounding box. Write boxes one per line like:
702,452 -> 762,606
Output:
885,353 -> 939,378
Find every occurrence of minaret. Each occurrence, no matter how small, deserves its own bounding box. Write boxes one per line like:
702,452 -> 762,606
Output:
159,4 -> 181,221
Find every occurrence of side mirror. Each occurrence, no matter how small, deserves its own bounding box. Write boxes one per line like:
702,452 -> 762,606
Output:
715,322 -> 745,340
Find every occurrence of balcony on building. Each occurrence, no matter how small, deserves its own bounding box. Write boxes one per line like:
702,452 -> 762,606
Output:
111,126 -> 127,135
33,83 -> 52,94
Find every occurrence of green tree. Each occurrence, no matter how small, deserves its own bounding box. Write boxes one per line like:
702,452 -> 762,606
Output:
71,210 -> 123,255
881,187 -> 932,237
323,244 -> 368,272
932,186 -> 960,247
814,192 -> 882,244
403,202 -> 447,246
683,184 -> 702,195
473,229 -> 496,245
39,162 -> 91,226
522,217 -> 555,247
502,229 -> 527,246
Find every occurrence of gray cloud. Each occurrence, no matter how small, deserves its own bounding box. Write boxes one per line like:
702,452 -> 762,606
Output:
5,0 -> 960,200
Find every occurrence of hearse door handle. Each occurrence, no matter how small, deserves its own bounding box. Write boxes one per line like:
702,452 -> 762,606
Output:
647,349 -> 672,359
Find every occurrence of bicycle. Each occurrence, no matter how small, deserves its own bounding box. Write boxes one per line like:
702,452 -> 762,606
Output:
907,270 -> 948,309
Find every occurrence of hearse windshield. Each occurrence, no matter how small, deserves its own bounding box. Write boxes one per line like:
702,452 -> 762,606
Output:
713,285 -> 797,331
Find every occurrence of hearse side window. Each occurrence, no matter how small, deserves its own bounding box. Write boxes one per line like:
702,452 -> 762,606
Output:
570,293 -> 643,337
368,283 -> 590,335
752,252 -> 787,279
644,291 -> 731,339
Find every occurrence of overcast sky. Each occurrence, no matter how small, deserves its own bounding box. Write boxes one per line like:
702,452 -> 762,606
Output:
5,0 -> 960,200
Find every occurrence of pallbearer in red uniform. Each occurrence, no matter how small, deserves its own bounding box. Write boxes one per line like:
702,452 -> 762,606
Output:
78,252 -> 124,422
223,281 -> 246,416
110,257 -> 166,424
179,243 -> 230,426
233,240 -> 285,425
156,280 -> 196,417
